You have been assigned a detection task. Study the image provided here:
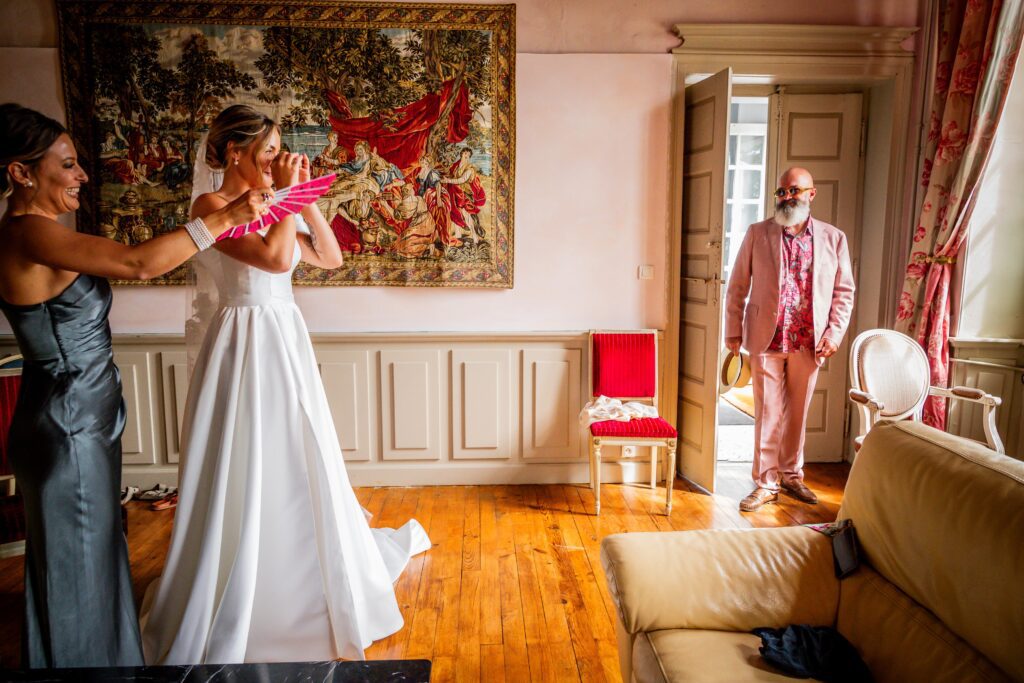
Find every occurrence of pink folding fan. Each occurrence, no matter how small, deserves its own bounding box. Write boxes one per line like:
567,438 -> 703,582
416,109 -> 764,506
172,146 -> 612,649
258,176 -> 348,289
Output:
217,173 -> 337,241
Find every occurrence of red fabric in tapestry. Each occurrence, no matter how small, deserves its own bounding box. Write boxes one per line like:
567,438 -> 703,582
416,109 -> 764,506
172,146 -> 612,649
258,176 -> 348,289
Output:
592,333 -> 656,398
327,79 -> 471,170
0,374 -> 20,477
590,417 -> 677,438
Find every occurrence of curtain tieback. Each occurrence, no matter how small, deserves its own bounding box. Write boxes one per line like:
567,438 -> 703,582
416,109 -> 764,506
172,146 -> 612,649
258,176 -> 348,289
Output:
923,255 -> 957,264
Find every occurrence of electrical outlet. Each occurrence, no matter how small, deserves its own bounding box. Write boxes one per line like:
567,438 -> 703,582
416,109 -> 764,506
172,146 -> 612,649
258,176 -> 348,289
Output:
637,265 -> 654,280
622,446 -> 636,458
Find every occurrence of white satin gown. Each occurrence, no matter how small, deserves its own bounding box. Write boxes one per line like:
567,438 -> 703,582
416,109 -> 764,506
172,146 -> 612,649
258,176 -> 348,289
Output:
140,221 -> 430,664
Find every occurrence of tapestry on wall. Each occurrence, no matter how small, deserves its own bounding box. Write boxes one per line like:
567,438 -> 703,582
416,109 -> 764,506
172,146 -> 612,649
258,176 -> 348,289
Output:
55,1 -> 515,287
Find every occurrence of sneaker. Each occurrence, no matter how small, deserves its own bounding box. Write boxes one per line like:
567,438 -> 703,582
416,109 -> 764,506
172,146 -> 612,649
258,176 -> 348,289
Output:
781,479 -> 818,504
120,486 -> 140,505
138,484 -> 170,501
739,487 -> 779,512
151,492 -> 178,511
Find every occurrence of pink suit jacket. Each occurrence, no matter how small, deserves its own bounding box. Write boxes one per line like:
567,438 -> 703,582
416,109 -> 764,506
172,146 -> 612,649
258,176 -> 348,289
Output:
725,217 -> 856,355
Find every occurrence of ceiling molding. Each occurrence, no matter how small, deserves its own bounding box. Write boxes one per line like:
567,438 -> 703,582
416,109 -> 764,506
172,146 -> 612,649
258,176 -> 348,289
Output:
672,24 -> 917,59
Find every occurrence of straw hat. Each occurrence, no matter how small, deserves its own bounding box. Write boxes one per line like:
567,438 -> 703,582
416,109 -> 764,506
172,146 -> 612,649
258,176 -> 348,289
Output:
719,348 -> 752,394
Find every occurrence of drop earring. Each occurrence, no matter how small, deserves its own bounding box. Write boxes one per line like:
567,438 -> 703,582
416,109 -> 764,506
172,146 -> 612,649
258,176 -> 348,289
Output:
234,157 -> 239,166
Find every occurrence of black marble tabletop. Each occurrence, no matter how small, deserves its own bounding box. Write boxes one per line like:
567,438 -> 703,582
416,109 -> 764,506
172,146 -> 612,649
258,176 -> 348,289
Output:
0,659 -> 431,682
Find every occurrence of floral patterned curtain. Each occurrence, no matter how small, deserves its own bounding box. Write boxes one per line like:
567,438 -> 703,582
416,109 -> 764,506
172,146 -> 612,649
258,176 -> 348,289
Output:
895,0 -> 1024,428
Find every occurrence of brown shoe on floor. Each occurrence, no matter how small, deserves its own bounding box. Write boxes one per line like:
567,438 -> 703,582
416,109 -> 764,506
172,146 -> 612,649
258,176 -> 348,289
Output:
739,487 -> 778,512
781,478 -> 818,504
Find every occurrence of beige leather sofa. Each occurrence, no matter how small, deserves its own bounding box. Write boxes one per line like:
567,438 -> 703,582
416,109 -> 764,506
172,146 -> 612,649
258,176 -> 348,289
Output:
600,420 -> 1024,682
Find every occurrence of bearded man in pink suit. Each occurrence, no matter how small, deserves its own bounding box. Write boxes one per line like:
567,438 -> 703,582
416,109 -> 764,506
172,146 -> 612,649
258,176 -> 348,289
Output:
725,167 -> 856,512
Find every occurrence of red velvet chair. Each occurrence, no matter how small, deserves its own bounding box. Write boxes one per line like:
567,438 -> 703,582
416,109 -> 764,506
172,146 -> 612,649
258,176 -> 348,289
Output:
588,331 -> 677,515
0,354 -> 24,557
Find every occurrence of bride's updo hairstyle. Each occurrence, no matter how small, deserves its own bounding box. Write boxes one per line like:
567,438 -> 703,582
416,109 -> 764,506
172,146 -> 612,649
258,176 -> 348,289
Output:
0,103 -> 66,199
204,104 -> 278,171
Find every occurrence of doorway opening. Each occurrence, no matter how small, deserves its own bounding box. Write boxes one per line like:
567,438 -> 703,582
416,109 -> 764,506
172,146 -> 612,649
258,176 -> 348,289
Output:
717,96 -> 767,463
666,25 -> 916,493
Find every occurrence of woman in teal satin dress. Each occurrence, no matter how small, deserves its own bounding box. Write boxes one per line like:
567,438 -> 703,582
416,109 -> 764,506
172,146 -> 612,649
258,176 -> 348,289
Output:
0,104 -> 268,668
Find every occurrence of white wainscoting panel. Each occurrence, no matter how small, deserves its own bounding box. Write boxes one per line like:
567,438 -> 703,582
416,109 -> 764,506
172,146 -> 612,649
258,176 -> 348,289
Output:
318,349 -> 373,462
949,338 -> 1024,459
522,348 -> 582,460
160,351 -> 188,465
451,348 -> 513,460
114,351 -> 159,465
380,349 -> 443,461
2,333 -> 616,485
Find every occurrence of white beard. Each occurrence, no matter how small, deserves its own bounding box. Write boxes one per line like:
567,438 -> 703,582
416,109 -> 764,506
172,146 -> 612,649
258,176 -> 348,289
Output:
774,200 -> 811,227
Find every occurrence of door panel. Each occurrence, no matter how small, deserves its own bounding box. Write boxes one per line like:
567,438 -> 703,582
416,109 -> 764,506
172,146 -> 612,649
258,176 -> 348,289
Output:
769,92 -> 863,461
677,68 -> 732,491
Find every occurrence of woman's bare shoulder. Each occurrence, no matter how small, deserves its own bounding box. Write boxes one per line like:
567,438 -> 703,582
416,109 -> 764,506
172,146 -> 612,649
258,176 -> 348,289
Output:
2,213 -> 64,229
1,214 -> 70,243
190,192 -> 229,220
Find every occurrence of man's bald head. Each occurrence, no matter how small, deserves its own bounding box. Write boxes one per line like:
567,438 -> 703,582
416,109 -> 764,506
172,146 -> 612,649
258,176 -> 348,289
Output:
778,167 -> 815,192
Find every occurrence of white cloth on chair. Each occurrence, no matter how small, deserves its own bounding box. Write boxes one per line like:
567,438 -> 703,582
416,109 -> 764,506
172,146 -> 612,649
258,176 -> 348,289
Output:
579,395 -> 659,428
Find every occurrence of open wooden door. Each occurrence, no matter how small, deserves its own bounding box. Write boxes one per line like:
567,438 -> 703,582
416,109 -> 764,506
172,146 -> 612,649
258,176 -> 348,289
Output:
768,92 -> 864,462
676,68 -> 731,492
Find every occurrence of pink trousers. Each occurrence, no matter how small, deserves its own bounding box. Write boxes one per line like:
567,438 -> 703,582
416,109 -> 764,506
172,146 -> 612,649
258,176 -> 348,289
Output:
749,349 -> 821,490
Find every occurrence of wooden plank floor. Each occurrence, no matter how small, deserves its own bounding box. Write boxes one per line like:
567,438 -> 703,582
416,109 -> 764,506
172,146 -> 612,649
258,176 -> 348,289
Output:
0,463 -> 849,679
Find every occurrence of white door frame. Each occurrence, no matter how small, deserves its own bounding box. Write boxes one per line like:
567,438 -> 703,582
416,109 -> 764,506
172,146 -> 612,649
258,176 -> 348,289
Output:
661,24 -> 918,481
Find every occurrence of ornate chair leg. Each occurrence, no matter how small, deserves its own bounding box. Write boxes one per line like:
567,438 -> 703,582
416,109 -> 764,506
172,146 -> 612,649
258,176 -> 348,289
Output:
650,445 -> 658,489
665,439 -> 677,514
588,437 -> 596,489
594,438 -> 602,515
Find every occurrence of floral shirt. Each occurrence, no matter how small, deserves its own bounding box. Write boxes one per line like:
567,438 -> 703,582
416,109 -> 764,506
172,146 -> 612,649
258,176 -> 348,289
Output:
768,220 -> 815,352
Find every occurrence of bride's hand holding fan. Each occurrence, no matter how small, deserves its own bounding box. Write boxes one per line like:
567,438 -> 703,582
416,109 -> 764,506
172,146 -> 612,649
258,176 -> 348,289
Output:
202,189 -> 271,240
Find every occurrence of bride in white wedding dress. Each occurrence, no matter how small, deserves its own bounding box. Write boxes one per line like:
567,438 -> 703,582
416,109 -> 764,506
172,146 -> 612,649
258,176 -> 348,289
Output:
140,105 -> 430,665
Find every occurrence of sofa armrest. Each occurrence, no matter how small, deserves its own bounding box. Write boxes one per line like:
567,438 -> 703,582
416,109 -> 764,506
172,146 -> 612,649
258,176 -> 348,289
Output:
600,526 -> 840,635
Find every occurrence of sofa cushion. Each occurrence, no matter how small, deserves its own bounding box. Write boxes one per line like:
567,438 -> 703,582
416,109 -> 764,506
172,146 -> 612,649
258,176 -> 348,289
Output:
601,526 -> 838,634
837,565 -> 1010,683
838,421 -> 1024,681
635,629 -> 824,682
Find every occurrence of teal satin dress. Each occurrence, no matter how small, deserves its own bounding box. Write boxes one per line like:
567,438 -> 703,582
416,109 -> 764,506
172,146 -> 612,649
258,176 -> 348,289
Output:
0,275 -> 143,667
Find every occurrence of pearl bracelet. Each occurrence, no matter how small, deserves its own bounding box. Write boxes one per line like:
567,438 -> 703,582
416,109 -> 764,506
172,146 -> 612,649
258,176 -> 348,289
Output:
184,217 -> 215,251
